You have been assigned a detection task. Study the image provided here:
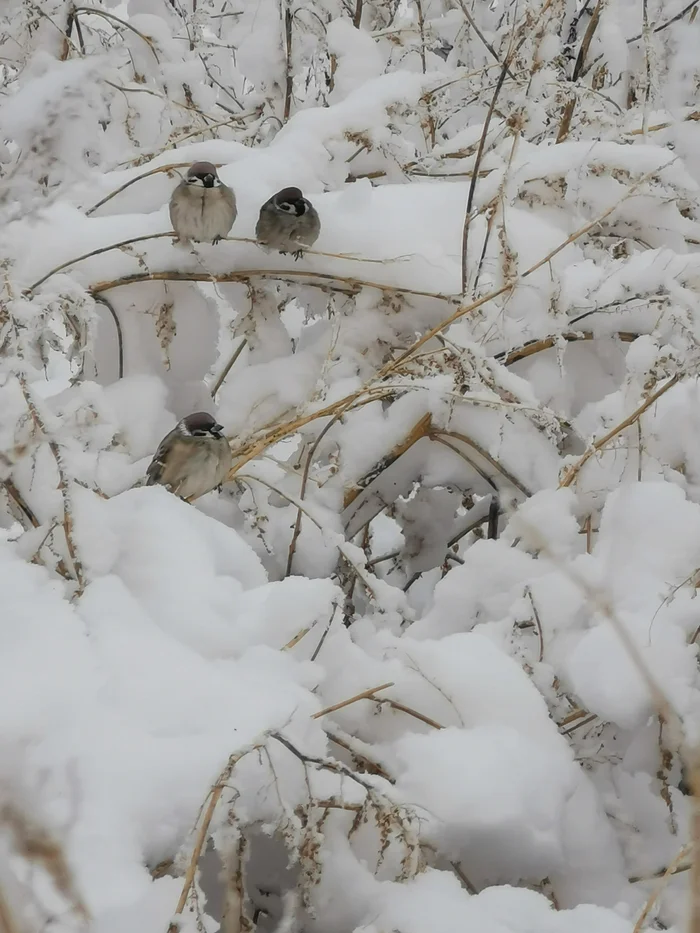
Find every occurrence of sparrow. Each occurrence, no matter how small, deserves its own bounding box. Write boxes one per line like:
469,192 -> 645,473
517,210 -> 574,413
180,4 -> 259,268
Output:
146,411 -> 232,500
169,161 -> 237,245
255,187 -> 321,259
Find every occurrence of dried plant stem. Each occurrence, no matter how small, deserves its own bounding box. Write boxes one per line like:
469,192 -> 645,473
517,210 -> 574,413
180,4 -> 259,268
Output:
18,379 -> 86,595
378,698 -> 444,730
211,339 -> 247,397
324,726 -> 393,781
283,0 -> 293,121
632,844 -> 691,933
343,412 -> 432,508
26,233 -> 177,294
525,586 -> 544,662
168,746 -> 257,933
312,683 -> 394,719
85,162 -> 196,216
90,269 -> 457,304
3,478 -> 39,528
559,375 -> 680,488
287,403 -> 357,573
434,429 -> 531,496
238,473 -> 387,601
557,0 -> 604,143
460,58 -> 509,295
383,157 -> 676,377
497,330 -> 637,365
453,0 -> 514,76
0,884 -> 20,933
73,6 -> 160,59
94,294 -> 124,380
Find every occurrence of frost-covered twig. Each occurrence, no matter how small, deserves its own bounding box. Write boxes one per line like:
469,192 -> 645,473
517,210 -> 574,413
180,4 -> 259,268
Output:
17,378 -> 86,596
90,269 -> 458,303
311,683 -> 394,719
85,163 -> 196,215
211,338 -> 248,398
558,374 -> 680,487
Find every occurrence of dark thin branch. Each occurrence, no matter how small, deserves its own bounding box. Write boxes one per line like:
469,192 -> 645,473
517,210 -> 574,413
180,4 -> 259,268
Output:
94,295 -> 124,380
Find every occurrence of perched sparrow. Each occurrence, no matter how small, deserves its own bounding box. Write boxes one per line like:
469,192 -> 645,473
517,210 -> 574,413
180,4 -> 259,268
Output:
255,187 -> 320,259
146,411 -> 232,500
169,161 -> 237,245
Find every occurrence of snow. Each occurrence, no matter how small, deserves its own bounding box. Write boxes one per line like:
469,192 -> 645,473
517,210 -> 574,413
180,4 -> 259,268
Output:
2,0 -> 700,931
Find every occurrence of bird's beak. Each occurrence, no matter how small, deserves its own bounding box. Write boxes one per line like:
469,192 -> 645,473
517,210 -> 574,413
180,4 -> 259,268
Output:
214,423 -> 224,434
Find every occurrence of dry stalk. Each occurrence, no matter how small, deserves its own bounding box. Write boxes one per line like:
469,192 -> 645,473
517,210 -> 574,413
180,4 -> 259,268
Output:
433,429 -> 531,496
286,405 -> 352,576
73,6 -> 161,60
211,338 -> 248,398
94,294 -> 124,380
167,743 -> 260,933
17,379 -> 85,595
312,683 -> 394,719
0,884 -> 20,933
632,844 -> 691,933
380,158 -> 676,379
283,0 -> 293,121
1,802 -> 90,923
238,473 -> 389,602
324,726 -> 394,782
90,269 -> 457,304
25,233 -> 177,294
377,698 -> 444,730
85,162 -> 199,215
2,478 -> 39,528
497,331 -> 637,365
343,413 -> 432,508
556,0 -> 604,143
525,586 -> 544,662
558,374 -> 680,487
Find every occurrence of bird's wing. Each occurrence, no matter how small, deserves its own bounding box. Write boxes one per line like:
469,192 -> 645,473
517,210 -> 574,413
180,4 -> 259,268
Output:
145,430 -> 178,486
220,183 -> 237,214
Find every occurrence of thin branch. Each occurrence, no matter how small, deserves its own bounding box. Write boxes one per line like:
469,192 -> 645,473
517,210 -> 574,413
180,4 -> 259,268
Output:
433,429 -> 532,496
382,157 -> 677,377
311,682 -> 394,719
559,375 -> 680,487
211,338 -> 247,398
287,406 -> 351,576
90,269 -> 458,304
25,233 -> 176,294
3,478 -> 39,527
94,294 -> 124,380
167,743 -> 260,933
18,379 -> 85,595
283,0 -> 293,121
73,6 -> 161,61
496,330 -> 637,365
525,586 -> 544,662
85,163 -> 194,216
378,698 -> 445,730
453,0 -> 515,77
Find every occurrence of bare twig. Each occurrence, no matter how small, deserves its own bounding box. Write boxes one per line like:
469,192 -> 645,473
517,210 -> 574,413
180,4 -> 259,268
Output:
378,698 -> 444,730
559,375 -> 680,488
85,163 -> 195,216
525,586 -> 544,662
211,339 -> 248,398
73,6 -> 161,61
90,269 -> 457,304
94,294 -> 124,380
312,683 -> 394,719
